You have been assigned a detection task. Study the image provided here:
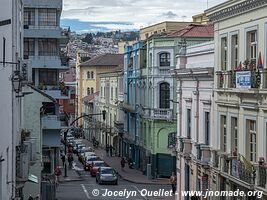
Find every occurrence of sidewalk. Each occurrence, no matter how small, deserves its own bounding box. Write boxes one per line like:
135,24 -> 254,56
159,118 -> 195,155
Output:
82,139 -> 170,185
58,159 -> 83,183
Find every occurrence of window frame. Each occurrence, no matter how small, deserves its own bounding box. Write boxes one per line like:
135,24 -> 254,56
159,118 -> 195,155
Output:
221,36 -> 228,71
159,52 -> 171,67
159,82 -> 170,109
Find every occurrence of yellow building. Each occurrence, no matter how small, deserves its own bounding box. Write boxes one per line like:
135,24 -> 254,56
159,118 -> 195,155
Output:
118,40 -> 136,54
76,54 -> 123,125
192,13 -> 209,24
139,21 -> 193,40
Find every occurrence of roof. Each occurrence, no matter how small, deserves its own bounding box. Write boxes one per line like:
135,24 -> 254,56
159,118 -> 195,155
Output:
83,91 -> 100,103
80,54 -> 124,67
164,24 -> 214,38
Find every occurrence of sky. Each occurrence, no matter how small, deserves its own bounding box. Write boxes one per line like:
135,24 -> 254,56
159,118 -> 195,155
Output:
61,0 -> 226,33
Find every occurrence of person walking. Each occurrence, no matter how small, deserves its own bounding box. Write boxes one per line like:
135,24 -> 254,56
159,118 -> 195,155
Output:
120,157 -> 126,171
106,145 -> 109,157
54,166 -> 62,187
61,153 -> 66,168
170,172 -> 177,195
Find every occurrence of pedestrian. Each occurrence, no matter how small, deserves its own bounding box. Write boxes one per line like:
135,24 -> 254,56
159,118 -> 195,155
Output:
28,195 -> 34,200
61,153 -> 66,167
54,166 -> 62,187
109,145 -> 113,157
170,171 -> 177,195
120,157 -> 126,171
68,154 -> 73,169
106,145 -> 109,157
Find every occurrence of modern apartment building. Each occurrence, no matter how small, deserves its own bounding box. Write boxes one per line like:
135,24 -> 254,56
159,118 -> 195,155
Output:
206,0 -> 267,198
172,41 -> 214,200
22,0 -> 70,198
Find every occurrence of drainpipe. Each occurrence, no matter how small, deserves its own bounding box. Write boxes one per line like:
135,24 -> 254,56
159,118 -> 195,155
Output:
194,78 -> 199,143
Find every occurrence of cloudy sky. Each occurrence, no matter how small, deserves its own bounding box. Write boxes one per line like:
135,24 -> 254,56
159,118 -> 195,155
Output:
61,0 -> 226,33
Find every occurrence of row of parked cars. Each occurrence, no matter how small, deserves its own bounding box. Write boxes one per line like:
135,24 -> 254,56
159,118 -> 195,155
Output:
62,129 -> 118,185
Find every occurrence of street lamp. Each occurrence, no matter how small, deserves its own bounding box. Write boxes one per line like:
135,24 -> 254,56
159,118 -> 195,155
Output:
11,70 -> 22,93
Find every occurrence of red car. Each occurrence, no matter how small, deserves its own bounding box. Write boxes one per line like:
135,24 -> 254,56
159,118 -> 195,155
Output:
90,161 -> 105,177
84,156 -> 98,171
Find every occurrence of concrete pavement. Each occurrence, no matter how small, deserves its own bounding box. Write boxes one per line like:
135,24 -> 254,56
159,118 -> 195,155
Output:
81,139 -> 170,185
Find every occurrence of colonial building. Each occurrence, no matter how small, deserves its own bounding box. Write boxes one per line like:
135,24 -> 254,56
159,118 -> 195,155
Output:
0,0 -> 24,199
76,54 -> 123,126
172,41 -> 214,200
206,0 -> 267,198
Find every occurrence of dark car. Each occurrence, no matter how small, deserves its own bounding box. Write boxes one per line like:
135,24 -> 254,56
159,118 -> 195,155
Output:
96,167 -> 118,185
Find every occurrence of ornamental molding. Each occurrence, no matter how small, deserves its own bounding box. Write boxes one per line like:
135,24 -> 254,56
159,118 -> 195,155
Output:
207,0 -> 267,22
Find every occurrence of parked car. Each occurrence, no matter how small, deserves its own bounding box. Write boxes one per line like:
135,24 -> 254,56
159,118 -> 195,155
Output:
78,147 -> 93,162
76,144 -> 85,155
96,167 -> 118,185
84,156 -> 98,171
90,161 -> 105,176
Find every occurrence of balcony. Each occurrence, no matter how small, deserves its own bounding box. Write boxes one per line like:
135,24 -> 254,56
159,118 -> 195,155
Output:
151,109 -> 173,120
29,55 -> 69,69
153,66 -> 173,76
196,144 -> 211,165
216,68 -> 266,90
127,69 -> 140,78
42,115 -> 61,129
23,0 -> 62,9
24,26 -> 62,38
178,137 -> 191,159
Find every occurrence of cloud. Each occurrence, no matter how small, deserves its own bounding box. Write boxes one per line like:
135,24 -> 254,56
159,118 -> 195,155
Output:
161,11 -> 178,19
61,0 -> 226,32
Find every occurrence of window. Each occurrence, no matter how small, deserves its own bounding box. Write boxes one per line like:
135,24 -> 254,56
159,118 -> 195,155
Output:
159,82 -> 170,108
24,38 -> 35,57
24,8 -> 35,26
87,87 -> 90,96
87,71 -> 90,79
159,52 -> 170,66
39,69 -> 57,85
38,39 -> 57,56
221,37 -> 227,70
231,117 -> 238,151
221,115 -> 227,152
247,120 -> 256,162
187,109 -> 191,138
231,35 -> 239,69
91,71 -> 94,79
247,31 -> 257,64
91,88 -> 94,94
168,132 -> 176,148
115,87 -> 118,99
204,112 -> 210,145
38,8 -> 57,26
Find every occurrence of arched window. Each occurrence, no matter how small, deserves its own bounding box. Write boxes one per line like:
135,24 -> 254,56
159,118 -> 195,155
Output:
87,71 -> 90,79
91,71 -> 94,79
87,87 -> 90,95
159,52 -> 170,66
91,87 -> 94,94
159,82 -> 170,108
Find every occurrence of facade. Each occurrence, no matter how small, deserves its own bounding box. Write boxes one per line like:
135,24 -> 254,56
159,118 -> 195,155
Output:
22,0 -> 70,198
0,0 -> 24,199
172,41 -> 214,200
140,21 -> 192,41
205,0 -> 267,198
76,54 -> 123,126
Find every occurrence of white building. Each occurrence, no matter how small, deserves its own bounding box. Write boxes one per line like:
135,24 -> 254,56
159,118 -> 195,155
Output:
172,41 -> 214,200
206,0 -> 267,198
0,0 -> 23,199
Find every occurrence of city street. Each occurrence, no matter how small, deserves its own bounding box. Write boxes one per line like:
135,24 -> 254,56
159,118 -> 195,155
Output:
56,145 -> 174,200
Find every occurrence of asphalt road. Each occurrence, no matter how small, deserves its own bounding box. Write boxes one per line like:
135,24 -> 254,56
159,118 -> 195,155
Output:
56,154 -> 174,200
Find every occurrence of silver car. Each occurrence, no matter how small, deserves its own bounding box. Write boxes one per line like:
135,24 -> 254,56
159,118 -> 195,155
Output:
96,167 -> 118,185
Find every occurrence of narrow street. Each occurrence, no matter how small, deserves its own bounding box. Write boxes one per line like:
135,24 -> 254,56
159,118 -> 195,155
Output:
56,142 -> 175,200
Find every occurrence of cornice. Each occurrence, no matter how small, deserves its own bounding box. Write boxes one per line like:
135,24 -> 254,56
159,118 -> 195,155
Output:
207,0 -> 267,22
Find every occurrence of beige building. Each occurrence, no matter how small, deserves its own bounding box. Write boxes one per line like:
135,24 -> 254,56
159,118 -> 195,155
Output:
76,54 -> 123,125
206,0 -> 267,198
139,21 -> 192,40
118,41 -> 135,54
192,13 -> 209,24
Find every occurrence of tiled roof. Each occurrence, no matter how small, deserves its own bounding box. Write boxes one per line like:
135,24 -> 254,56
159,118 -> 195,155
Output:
164,24 -> 214,38
80,54 -> 124,67
83,91 -> 100,103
